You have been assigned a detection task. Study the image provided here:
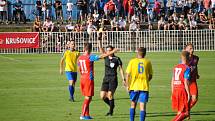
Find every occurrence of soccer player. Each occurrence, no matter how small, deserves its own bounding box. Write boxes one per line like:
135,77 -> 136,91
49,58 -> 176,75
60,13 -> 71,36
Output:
171,51 -> 191,121
98,41 -> 126,116
125,47 -> 153,121
185,43 -> 200,109
78,43 -> 118,120
60,40 -> 80,102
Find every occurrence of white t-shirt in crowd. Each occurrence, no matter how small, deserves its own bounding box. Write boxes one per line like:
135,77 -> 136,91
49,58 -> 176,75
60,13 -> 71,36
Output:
66,24 -> 74,30
0,1 -> 6,12
43,21 -> 54,28
118,19 -> 126,28
67,2 -> 73,11
129,22 -> 137,31
212,0 -> 215,8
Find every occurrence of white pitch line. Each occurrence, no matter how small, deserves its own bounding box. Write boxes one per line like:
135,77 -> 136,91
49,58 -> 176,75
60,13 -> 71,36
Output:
0,55 -> 20,61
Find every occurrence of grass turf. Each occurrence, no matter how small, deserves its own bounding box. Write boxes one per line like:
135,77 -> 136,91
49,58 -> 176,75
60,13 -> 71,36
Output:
0,52 -> 215,121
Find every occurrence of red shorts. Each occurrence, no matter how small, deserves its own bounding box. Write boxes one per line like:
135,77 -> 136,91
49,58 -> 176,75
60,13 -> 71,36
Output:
189,81 -> 198,96
172,88 -> 189,113
80,79 -> 94,96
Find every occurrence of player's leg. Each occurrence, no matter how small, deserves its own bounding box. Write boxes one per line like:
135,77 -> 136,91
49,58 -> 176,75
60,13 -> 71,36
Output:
80,96 -> 93,120
68,80 -> 75,101
100,81 -> 109,106
139,103 -> 146,121
66,72 -> 77,101
80,80 -> 94,120
129,91 -> 139,121
189,81 -> 198,109
130,101 -> 137,121
172,112 -> 186,121
106,91 -> 114,116
172,89 -> 189,121
139,91 -> 149,121
106,80 -> 118,116
100,91 -> 109,105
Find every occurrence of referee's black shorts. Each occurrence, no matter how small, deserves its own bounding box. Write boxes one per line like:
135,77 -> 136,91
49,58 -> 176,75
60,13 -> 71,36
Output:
101,76 -> 118,93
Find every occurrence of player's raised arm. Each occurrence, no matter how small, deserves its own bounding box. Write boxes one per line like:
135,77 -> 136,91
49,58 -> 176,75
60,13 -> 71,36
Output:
99,48 -> 119,59
98,39 -> 105,54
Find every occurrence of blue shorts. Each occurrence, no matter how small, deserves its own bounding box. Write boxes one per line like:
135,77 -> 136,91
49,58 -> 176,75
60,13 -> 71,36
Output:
65,71 -> 77,82
129,91 -> 149,103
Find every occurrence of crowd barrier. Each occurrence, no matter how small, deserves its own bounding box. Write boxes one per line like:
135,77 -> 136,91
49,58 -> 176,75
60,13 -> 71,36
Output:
0,30 -> 214,54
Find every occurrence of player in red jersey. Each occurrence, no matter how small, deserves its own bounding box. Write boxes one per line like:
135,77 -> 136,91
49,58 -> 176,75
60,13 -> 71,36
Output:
185,43 -> 200,109
171,51 -> 191,121
78,43 -> 118,120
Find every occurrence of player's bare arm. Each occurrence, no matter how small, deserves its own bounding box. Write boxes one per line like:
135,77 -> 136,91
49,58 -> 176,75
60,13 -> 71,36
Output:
184,79 -> 190,103
196,57 -> 200,79
60,57 -> 65,75
148,74 -> 152,82
119,65 -> 126,86
171,77 -> 174,94
98,39 -> 105,54
99,48 -> 119,59
125,73 -> 130,91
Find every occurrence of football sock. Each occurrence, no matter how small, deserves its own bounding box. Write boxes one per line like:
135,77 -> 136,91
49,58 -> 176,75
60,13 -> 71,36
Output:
172,112 -> 186,121
190,99 -> 197,109
140,110 -> 146,121
85,99 -> 91,116
109,99 -> 115,114
103,97 -> 110,106
130,108 -> 135,121
81,99 -> 91,116
68,85 -> 74,99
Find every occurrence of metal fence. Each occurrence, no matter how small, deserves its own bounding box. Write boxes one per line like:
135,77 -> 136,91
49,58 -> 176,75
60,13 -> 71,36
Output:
0,30 -> 215,54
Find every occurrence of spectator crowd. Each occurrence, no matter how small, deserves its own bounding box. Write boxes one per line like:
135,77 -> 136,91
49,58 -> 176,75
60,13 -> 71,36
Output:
0,0 -> 215,32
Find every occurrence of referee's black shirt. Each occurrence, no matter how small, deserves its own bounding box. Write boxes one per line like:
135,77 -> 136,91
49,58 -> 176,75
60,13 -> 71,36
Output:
104,56 -> 122,78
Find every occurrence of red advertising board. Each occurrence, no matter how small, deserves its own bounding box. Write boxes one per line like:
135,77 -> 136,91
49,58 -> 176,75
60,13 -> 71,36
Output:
0,32 -> 40,48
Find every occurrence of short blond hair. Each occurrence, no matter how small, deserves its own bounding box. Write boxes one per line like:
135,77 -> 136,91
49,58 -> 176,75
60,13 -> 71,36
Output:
181,51 -> 190,61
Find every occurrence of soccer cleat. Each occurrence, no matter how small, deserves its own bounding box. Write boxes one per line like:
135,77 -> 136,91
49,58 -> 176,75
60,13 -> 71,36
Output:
80,116 -> 85,120
85,116 -> 93,119
69,97 -> 75,102
185,111 -> 190,120
80,116 -> 93,120
105,112 -> 113,116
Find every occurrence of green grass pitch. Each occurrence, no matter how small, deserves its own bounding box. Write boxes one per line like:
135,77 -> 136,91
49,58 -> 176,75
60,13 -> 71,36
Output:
0,52 -> 215,121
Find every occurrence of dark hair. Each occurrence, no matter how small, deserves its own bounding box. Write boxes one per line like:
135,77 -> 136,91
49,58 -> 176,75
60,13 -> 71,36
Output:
137,47 -> 146,57
70,40 -> 75,42
185,42 -> 193,47
84,43 -> 92,52
184,42 -> 194,50
46,17 -> 50,20
106,45 -> 114,50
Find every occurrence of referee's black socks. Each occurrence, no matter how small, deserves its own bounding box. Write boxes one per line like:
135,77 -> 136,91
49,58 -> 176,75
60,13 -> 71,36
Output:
103,97 -> 110,106
109,99 -> 115,114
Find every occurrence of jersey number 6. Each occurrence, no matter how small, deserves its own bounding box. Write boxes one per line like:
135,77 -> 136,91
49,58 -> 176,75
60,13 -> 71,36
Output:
138,62 -> 144,74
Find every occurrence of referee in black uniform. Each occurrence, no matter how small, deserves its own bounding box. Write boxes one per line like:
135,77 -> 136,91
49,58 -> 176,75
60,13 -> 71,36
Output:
98,40 -> 126,116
